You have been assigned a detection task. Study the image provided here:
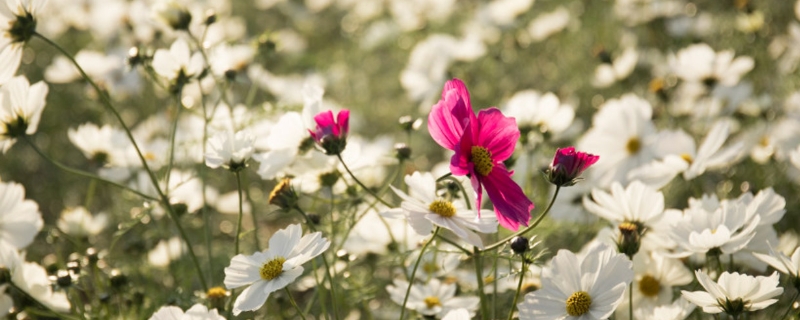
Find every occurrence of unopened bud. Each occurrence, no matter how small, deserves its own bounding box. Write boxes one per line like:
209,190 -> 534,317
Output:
510,236 -> 529,254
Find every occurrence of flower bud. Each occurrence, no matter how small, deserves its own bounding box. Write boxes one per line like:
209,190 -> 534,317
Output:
510,236 -> 529,254
268,178 -> 299,210
309,110 -> 350,155
394,143 -> 412,160
544,147 -> 599,187
617,222 -> 641,258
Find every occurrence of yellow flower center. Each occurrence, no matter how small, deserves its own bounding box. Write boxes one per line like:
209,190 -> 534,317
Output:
759,136 -> 770,147
638,274 -> 661,297
422,261 -> 440,274
424,296 -> 442,309
429,199 -> 456,217
484,275 -> 495,284
470,146 -> 494,176
680,153 -> 693,164
206,286 -> 227,299
260,257 -> 286,280
626,138 -> 641,155
566,291 -> 592,316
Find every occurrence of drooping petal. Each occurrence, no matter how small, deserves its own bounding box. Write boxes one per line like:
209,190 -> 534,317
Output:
232,280 -> 271,315
482,165 -> 533,231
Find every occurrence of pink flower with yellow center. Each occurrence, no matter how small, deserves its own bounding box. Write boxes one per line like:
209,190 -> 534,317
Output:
428,78 -> 534,231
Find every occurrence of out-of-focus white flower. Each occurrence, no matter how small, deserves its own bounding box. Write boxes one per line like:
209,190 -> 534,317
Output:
152,0 -> 192,30
389,0 -> 455,31
149,303 -> 224,320
616,253 -> 693,318
387,278 -> 479,318
224,224 -> 330,315
0,181 -> 43,250
527,7 -> 570,42
13,260 -> 71,312
0,0 -> 46,84
68,122 -> 129,165
501,90 -> 575,143
744,119 -> 800,164
577,94 -> 661,186
518,243 -> 633,320
670,43 -> 754,90
681,270 -> 782,315
442,308 -> 471,320
205,129 -> 255,171
614,0 -> 683,25
629,121 -> 744,189
57,207 -> 108,238
633,298 -> 695,320
45,50 -> 122,84
209,44 -> 254,78
148,237 -> 186,268
0,76 -> 49,153
593,47 -> 638,88
382,171 -> 497,248
485,0 -> 534,26
753,245 -> 800,280
152,38 -> 204,86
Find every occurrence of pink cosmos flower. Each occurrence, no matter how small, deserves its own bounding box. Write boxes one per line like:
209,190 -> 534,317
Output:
545,147 -> 599,187
309,109 -> 349,155
428,78 -> 534,231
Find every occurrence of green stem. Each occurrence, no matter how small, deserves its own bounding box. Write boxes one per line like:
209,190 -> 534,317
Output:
294,206 -> 340,320
434,233 -> 472,256
284,287 -> 308,320
84,179 -> 97,208
199,81 -> 214,284
482,186 -> 561,252
473,246 -> 489,319
399,227 -> 440,320
508,260 -> 527,320
336,153 -> 391,207
629,282 -> 633,320
21,136 -> 157,201
234,171 -> 245,256
779,290 -> 799,320
164,95 -> 183,192
35,32 -> 208,291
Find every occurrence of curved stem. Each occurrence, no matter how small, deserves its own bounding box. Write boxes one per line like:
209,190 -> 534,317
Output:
482,186 -> 561,252
21,136 -> 157,201
399,227 -> 440,320
34,32 -> 208,291
284,287 -> 308,320
508,260 -> 527,320
336,154 -> 391,207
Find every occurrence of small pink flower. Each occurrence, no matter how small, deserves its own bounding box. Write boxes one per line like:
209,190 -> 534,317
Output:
545,146 -> 599,187
428,78 -> 534,231
309,109 -> 349,155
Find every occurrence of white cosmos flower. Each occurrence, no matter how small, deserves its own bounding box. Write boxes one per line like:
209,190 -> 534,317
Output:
527,7 -> 570,42
681,270 -> 782,315
583,180 -> 665,227
147,237 -> 186,268
593,47 -> 638,88
149,303 -> 224,320
753,244 -> 800,279
0,76 -> 49,153
386,278 -> 479,318
616,253 -> 693,319
518,243 -> 634,320
13,260 -> 71,312
628,121 -> 744,189
670,43 -> 754,89
668,200 -> 760,257
68,122 -> 129,165
224,224 -> 330,315
0,180 -> 43,250
0,0 -> 45,85
205,129 -> 255,171
501,90 -> 575,142
382,171 -> 497,248
152,38 -> 204,84
56,206 -> 108,238
633,298 -> 695,320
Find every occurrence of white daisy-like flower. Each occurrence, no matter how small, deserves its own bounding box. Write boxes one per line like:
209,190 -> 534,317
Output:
617,253 -> 693,318
527,7 -> 570,42
0,180 -> 43,250
583,180 -> 665,227
381,171 -> 497,248
386,278 -> 479,318
147,237 -> 186,268
593,47 -> 638,88
13,260 -> 71,312
0,0 -> 45,85
149,303 -> 224,320
633,298 -> 695,320
668,200 -> 760,257
209,43 -> 255,79
517,243 -> 634,320
56,206 -> 108,238
681,270 -> 782,315
224,223 -> 330,315
753,244 -> 800,280
670,43 -> 754,90
501,90 -> 575,143
152,38 -> 204,87
204,129 -> 255,171
68,122 -> 128,165
0,75 -> 49,153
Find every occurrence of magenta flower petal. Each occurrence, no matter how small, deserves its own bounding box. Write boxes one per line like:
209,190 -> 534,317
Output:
475,108 -> 520,162
546,146 -> 599,187
310,109 -> 350,155
428,81 -> 475,150
337,109 -> 350,136
482,165 -> 534,231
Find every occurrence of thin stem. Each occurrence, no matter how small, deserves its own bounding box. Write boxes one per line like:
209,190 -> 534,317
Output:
473,246 -> 489,319
336,153 -> 391,207
199,81 -> 214,284
35,32 -> 208,291
294,206 -> 340,320
629,282 -> 633,320
434,233 -> 472,256
400,227 -> 440,320
779,290 -> 799,320
234,171 -> 245,256
164,95 -> 184,192
284,287 -> 308,320
21,136 -> 157,201
482,186 -> 561,252
508,260 -> 527,320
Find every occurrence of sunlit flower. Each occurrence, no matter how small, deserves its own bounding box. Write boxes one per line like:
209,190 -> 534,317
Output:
518,243 -> 634,320
752,244 -> 800,282
681,270 -> 782,316
386,278 -> 479,318
224,224 -> 330,315
632,298 -> 695,320
152,38 -> 204,92
13,258 -> 71,312
0,0 -> 45,85
427,78 -> 534,231
545,146 -> 599,187
0,76 -> 49,153
616,253 -> 693,318
670,43 -> 754,91
309,109 -> 349,155
593,47 -> 638,88
205,129 -> 255,171
56,206 -> 108,238
0,180 -> 43,250
668,199 -> 760,258
148,237 -> 186,268
152,0 -> 192,31
382,171 -> 497,248
68,122 -> 128,165
527,7 -> 570,42
501,90 -> 575,145
583,181 -> 664,227
149,303 -> 224,320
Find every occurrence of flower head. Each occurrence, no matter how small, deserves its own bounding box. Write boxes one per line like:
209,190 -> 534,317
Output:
309,109 -> 349,155
427,78 -> 534,231
149,303 -> 224,320
0,0 -> 44,84
205,129 -> 255,172
517,243 -> 634,320
152,38 -> 204,93
386,278 -> 479,318
681,270 -> 782,316
0,75 -> 49,153
545,146 -> 599,187
0,180 -> 43,250
224,224 -> 330,315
